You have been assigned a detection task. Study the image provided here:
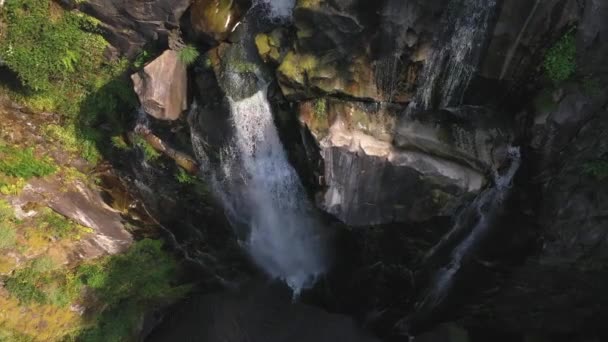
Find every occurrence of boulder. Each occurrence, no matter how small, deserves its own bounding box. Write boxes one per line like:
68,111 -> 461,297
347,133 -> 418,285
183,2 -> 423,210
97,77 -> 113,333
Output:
190,0 -> 242,42
79,0 -> 192,57
394,106 -> 515,172
131,50 -> 188,121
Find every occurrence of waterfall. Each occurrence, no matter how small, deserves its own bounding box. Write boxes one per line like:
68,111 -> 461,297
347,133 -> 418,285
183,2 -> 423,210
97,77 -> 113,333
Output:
200,76 -> 327,295
406,0 -> 499,115
252,0 -> 296,19
414,146 -> 521,313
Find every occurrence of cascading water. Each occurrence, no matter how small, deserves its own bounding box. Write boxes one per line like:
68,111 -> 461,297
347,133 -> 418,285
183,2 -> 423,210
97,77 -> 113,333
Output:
252,0 -> 295,19
197,73 -> 327,295
405,0 -> 499,115
412,147 -> 521,316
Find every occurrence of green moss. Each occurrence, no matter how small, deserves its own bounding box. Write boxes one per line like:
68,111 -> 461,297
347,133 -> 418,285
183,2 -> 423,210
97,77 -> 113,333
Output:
543,30 -> 577,84
278,51 -> 318,84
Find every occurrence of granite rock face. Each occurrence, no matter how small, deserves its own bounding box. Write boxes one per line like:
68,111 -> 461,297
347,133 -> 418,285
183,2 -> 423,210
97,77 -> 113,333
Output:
79,0 -> 192,57
131,50 -> 188,121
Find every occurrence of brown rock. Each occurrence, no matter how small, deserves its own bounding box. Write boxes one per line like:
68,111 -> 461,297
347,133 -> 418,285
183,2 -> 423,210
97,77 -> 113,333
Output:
131,50 -> 188,121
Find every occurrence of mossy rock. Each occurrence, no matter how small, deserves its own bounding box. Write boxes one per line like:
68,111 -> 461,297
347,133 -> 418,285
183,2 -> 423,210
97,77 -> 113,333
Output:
254,30 -> 285,63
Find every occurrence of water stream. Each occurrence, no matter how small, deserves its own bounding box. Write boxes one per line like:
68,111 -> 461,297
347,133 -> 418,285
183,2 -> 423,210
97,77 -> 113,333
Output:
192,71 -> 327,295
405,0 -> 499,115
414,146 -> 521,315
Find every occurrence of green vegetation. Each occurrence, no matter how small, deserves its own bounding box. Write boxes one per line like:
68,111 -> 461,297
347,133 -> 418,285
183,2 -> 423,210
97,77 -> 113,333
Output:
0,200 -> 17,250
278,52 -> 318,84
313,98 -> 327,117
583,160 -> 608,180
175,168 -> 197,184
75,239 -> 189,341
0,225 -> 17,250
1,239 -> 189,340
177,45 -> 200,66
133,135 -> 162,162
36,208 -> 88,239
543,29 -> 577,83
0,0 -> 137,163
44,123 -> 101,163
0,142 -> 57,179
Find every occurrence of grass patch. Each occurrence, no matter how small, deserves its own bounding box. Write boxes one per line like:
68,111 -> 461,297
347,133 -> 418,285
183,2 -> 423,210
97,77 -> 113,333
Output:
133,135 -> 161,162
36,208 -> 90,240
177,45 -> 200,66
0,142 -> 57,179
0,225 -> 17,250
543,29 -> 577,84
44,124 -> 101,163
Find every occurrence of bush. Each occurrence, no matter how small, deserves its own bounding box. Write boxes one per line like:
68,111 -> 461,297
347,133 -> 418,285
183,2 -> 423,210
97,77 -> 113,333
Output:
543,30 -> 577,83
177,45 -> 200,66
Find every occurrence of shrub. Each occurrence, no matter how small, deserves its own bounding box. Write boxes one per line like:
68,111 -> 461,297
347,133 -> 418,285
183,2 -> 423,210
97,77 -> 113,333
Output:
543,30 -> 577,83
177,45 -> 200,66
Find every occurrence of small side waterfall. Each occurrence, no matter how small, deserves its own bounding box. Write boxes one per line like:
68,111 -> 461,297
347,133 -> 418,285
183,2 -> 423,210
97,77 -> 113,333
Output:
410,147 -> 521,322
406,0 -> 499,115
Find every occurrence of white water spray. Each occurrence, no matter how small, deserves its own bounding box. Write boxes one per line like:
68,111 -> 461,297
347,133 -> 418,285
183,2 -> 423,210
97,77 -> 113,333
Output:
212,84 -> 326,295
252,0 -> 296,19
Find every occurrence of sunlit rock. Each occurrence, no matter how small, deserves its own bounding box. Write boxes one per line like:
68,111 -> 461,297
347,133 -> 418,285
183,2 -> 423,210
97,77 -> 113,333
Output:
190,0 -> 242,41
131,50 -> 188,121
